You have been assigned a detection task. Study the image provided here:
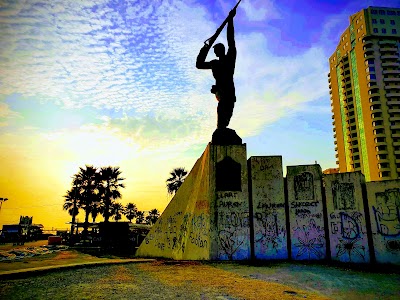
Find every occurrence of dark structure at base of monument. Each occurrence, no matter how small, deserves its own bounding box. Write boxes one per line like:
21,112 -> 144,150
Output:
137,130 -> 400,265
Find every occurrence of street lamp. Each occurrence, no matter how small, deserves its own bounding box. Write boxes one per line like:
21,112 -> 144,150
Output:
0,197 -> 8,213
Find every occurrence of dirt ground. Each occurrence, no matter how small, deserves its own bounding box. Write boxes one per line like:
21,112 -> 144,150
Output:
0,242 -> 399,299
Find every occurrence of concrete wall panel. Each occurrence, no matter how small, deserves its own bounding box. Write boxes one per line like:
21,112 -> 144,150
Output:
325,172 -> 370,263
366,180 -> 400,265
249,156 -> 287,259
212,145 -> 251,260
287,165 -> 327,260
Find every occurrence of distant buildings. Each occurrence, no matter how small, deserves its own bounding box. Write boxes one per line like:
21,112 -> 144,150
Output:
328,6 -> 400,181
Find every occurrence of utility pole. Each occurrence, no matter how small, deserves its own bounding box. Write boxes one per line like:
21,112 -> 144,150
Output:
0,197 -> 8,214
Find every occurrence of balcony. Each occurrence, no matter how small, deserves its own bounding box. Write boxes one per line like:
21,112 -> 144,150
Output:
364,53 -> 375,60
384,77 -> 400,82
386,92 -> 400,97
379,40 -> 397,46
385,85 -> 400,90
383,69 -> 400,75
369,90 -> 380,97
380,47 -> 398,52
387,100 -> 400,105
382,62 -> 400,67
390,116 -> 400,122
381,54 -> 399,60
389,108 -> 400,114
364,39 -> 374,46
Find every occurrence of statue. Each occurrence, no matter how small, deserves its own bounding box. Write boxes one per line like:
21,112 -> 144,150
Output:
196,4 -> 239,130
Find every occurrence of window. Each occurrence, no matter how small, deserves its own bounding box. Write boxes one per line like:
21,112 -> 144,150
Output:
379,10 -> 386,15
372,19 -> 377,24
368,74 -> 377,80
390,20 -> 395,25
382,28 -> 387,34
393,29 -> 397,34
380,19 -> 385,24
373,28 -> 378,33
371,9 -> 377,14
388,10 -> 396,15
398,11 -> 400,16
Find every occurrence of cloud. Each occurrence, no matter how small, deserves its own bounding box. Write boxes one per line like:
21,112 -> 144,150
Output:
240,0 -> 281,22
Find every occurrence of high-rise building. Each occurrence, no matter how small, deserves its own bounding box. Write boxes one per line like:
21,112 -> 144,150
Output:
328,6 -> 400,181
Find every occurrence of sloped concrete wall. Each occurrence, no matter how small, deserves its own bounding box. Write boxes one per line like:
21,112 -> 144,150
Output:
136,145 -> 213,260
248,156 -> 287,260
324,172 -> 370,263
366,180 -> 400,265
287,165 -> 327,260
137,143 -> 251,260
211,145 -> 251,260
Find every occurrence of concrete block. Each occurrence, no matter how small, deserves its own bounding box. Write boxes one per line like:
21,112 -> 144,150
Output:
287,165 -> 327,260
325,172 -> 370,263
366,180 -> 400,265
249,156 -> 287,259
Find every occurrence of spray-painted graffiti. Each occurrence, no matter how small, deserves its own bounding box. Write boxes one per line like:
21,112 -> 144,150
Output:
218,211 -> 249,260
143,210 -> 209,254
331,212 -> 366,262
332,181 -> 355,210
254,212 -> 286,253
292,219 -> 325,259
294,172 -> 314,200
372,188 -> 400,237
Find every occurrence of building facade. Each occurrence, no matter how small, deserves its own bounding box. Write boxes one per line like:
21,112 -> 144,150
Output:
329,6 -> 400,181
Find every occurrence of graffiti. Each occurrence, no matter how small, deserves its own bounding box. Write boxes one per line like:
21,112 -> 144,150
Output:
336,237 -> 366,262
293,219 -> 325,259
386,240 -> 400,253
294,172 -> 314,200
218,201 -> 243,209
195,200 -> 209,211
218,211 -> 249,259
340,212 -> 362,240
372,188 -> 400,237
257,202 -> 285,210
333,212 -> 366,261
254,213 -> 285,253
290,201 -> 319,209
332,181 -> 355,210
217,192 -> 238,199
216,156 -> 242,191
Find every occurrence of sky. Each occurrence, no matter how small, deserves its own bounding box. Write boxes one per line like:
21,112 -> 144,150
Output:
0,0 -> 399,230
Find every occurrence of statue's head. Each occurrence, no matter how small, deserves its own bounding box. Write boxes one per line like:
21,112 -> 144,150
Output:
213,43 -> 225,58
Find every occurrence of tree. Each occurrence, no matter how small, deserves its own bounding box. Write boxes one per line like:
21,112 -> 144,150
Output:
166,167 -> 188,195
145,208 -> 160,225
136,211 -> 145,224
124,203 -> 138,223
100,166 -> 125,222
63,186 -> 80,235
90,201 -> 102,223
73,165 -> 99,236
111,202 -> 124,222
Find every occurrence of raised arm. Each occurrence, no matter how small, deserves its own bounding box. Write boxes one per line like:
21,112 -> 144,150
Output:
196,44 -> 212,69
227,9 -> 236,49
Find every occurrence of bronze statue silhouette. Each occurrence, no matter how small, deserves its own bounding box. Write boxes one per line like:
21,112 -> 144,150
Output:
196,6 -> 238,129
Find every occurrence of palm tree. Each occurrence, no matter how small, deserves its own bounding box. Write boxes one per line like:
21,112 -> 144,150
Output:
124,203 -> 138,223
63,186 -> 80,235
136,211 -> 145,224
111,202 -> 124,222
73,165 -> 99,236
166,167 -> 188,195
90,201 -> 102,223
145,208 -> 160,225
100,166 -> 125,222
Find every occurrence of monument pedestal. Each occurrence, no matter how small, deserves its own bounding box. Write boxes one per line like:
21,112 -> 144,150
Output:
136,142 -> 251,260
